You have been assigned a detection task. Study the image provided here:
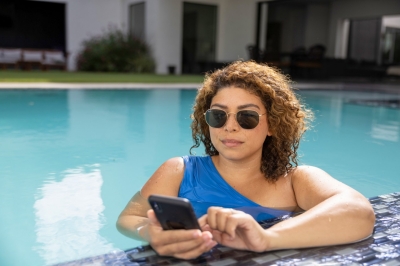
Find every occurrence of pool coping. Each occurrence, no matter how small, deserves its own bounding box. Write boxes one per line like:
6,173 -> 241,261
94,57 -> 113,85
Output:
0,81 -> 399,94
55,192 -> 400,266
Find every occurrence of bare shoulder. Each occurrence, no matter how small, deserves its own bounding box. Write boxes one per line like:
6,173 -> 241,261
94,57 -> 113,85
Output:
291,165 -> 343,186
290,165 -> 361,210
140,157 -> 185,198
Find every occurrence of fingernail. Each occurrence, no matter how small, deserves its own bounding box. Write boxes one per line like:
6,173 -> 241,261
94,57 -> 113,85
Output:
208,240 -> 217,247
202,234 -> 211,241
193,231 -> 201,238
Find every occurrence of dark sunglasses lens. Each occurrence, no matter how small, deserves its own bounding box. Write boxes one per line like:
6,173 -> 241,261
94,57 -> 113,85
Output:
206,110 -> 227,128
237,110 -> 259,129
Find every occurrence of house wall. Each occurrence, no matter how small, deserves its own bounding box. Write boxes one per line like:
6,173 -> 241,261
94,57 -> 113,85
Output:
34,0 -> 122,71
28,0 -> 400,72
383,15 -> 400,29
32,0 -> 258,73
218,0 -> 258,62
328,0 -> 400,58
140,0 -> 258,74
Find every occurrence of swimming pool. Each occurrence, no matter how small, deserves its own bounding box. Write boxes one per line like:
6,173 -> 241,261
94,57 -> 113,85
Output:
0,88 -> 399,265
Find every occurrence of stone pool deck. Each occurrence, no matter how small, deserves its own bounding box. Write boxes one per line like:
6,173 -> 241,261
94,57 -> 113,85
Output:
55,192 -> 400,266
0,81 -> 400,94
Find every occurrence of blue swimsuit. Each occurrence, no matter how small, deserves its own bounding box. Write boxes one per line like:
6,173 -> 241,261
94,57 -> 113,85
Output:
178,155 -> 293,221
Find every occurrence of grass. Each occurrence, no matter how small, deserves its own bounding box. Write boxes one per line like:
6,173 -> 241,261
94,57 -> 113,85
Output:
0,70 -> 205,83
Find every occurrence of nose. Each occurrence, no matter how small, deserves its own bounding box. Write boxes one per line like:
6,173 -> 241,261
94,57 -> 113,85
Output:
224,112 -> 239,131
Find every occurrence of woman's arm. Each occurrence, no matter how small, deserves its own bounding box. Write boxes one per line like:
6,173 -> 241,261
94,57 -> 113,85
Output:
202,166 -> 375,251
116,191 -> 152,241
116,157 -> 186,241
116,157 -> 217,259
264,165 -> 375,249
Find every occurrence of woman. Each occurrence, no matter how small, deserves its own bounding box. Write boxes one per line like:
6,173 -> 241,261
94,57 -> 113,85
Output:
117,61 -> 375,259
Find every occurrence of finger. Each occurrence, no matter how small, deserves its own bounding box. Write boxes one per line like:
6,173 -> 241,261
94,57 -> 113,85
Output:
174,242 -> 217,259
198,214 -> 208,227
206,206 -> 223,229
223,213 -> 241,239
208,228 -> 223,243
174,233 -> 217,260
156,232 -> 216,259
151,228 -> 204,248
216,208 -> 235,234
147,209 -> 161,227
201,223 -> 211,232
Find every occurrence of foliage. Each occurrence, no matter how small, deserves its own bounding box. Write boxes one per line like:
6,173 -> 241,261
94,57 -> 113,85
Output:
77,28 -> 155,73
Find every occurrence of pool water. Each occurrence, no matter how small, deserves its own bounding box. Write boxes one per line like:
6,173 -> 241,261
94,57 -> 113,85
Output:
0,89 -> 399,265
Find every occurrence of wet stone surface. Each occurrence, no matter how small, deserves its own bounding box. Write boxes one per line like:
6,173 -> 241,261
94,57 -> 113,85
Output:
55,192 -> 400,265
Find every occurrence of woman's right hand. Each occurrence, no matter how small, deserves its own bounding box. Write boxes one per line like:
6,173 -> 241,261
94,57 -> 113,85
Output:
146,209 -> 218,259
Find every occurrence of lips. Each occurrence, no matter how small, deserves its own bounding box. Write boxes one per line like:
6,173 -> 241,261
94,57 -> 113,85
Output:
221,139 -> 244,147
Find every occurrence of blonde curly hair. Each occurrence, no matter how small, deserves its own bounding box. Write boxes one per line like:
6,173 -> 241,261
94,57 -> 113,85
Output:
190,60 -> 313,182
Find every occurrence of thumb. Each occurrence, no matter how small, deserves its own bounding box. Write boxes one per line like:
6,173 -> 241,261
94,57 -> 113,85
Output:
147,209 -> 161,227
198,214 -> 208,227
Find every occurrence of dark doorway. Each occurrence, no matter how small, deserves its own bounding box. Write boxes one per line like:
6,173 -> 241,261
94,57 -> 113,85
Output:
129,2 -> 145,41
0,1 -> 66,52
347,18 -> 381,64
182,2 -> 217,74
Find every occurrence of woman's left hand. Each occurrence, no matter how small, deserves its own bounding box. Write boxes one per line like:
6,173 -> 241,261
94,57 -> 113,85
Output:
199,207 -> 269,252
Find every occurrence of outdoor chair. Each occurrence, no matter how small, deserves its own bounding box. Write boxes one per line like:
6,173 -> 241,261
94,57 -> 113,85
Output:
0,48 -> 22,69
42,50 -> 68,71
21,49 -> 44,70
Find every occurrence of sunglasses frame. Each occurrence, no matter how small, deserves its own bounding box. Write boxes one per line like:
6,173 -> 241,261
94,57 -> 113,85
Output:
204,109 -> 266,129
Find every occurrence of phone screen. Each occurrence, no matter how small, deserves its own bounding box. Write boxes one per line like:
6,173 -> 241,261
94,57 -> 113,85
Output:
148,195 -> 201,230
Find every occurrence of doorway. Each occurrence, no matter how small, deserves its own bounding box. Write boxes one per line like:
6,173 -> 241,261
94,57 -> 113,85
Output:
181,2 -> 217,74
0,1 -> 66,52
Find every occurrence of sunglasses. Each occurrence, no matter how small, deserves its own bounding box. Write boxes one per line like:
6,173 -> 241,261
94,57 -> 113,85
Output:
204,109 -> 266,129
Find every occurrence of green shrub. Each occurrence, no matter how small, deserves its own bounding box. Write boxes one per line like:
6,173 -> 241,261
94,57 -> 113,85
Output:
77,28 -> 155,73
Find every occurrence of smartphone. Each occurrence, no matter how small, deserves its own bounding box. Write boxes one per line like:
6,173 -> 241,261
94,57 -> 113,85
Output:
148,194 -> 201,230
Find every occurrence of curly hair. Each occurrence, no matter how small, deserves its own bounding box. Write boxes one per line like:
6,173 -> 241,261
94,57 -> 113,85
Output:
190,60 -> 313,182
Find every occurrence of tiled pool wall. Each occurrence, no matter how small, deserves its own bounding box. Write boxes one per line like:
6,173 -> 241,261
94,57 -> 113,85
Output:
56,192 -> 400,266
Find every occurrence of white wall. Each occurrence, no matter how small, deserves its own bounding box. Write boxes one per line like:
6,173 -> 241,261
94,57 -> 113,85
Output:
383,15 -> 400,29
147,0 -> 182,74
34,0 -> 258,73
68,1 -> 122,71
133,0 -> 257,74
217,0 -> 258,62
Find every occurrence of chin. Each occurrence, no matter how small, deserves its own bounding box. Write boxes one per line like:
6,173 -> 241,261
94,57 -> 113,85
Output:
218,150 -> 248,161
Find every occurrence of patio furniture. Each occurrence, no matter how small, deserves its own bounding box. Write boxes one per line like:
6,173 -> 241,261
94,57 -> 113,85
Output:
0,48 -> 22,69
20,49 -> 44,70
42,50 -> 68,71
387,65 -> 400,77
0,48 -> 68,71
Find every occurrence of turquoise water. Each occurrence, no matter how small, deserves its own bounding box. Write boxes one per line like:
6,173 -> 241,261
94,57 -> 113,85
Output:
0,89 -> 399,265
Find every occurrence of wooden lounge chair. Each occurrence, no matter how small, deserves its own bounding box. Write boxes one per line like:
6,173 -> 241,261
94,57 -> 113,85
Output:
0,48 -> 22,69
21,49 -> 44,70
42,50 -> 68,71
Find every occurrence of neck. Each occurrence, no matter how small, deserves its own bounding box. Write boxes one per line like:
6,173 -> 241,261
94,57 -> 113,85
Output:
212,154 -> 264,181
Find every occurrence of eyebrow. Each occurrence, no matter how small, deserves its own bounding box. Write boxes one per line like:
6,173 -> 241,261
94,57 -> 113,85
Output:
210,103 -> 261,110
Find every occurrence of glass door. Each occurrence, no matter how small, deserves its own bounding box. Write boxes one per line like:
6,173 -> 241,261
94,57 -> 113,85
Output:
182,2 -> 217,74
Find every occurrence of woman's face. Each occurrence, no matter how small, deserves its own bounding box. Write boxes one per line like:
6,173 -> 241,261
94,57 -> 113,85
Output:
208,87 -> 271,162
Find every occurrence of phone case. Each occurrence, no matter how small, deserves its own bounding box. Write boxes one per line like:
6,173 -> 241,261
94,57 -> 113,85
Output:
148,195 -> 201,230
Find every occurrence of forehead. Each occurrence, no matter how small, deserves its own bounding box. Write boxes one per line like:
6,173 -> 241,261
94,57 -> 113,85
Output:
211,87 -> 263,106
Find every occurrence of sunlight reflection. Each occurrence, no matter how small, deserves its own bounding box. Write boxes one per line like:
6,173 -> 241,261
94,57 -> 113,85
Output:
33,165 -> 116,265
371,122 -> 399,142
